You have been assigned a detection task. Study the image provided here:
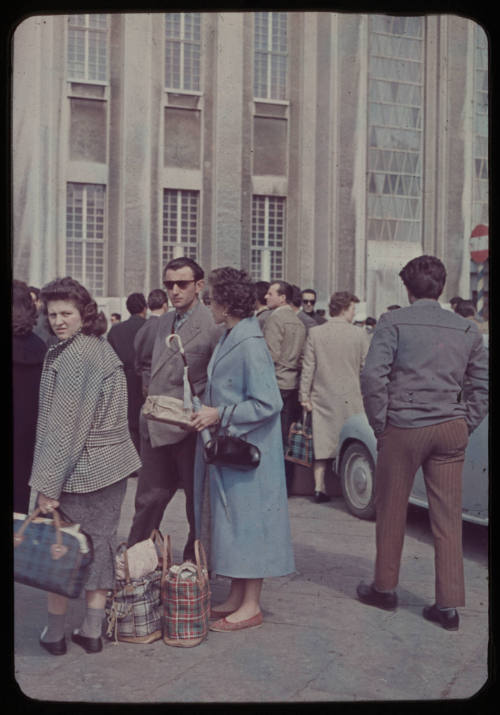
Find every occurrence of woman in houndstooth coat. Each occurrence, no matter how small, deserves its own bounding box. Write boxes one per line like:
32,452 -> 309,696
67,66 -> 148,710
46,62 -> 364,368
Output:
29,277 -> 141,656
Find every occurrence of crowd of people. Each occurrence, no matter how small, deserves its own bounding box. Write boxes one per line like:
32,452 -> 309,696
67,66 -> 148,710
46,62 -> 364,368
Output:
12,253 -> 488,654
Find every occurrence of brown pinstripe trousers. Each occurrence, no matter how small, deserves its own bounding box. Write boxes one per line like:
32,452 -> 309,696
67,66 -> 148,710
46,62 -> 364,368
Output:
373,418 -> 469,607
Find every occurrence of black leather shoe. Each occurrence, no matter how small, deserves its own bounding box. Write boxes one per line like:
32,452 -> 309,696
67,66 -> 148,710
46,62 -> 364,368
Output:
40,630 -> 67,656
314,491 -> 330,503
356,581 -> 398,611
71,630 -> 103,653
423,604 -> 459,631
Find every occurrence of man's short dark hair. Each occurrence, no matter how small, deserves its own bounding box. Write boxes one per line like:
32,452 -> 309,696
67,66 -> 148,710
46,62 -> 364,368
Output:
399,255 -> 446,300
301,288 -> 317,300
147,288 -> 168,311
454,299 -> 476,318
255,281 -> 270,305
291,285 -> 303,308
111,312 -> 121,321
164,256 -> 204,282
126,292 -> 147,315
450,296 -> 463,309
365,316 -> 377,326
271,280 -> 293,304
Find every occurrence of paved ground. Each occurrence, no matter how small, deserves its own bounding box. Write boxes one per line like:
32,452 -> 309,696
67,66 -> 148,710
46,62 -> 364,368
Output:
13,475 -> 491,705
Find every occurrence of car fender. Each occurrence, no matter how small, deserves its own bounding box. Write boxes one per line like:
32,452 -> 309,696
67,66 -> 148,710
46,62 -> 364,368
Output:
338,413 -> 377,468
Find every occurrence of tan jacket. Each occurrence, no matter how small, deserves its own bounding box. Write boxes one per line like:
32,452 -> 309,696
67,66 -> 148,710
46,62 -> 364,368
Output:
300,318 -> 369,458
263,304 -> 306,390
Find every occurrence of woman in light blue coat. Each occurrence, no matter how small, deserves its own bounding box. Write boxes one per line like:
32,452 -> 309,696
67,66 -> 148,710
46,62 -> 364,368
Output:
191,267 -> 295,632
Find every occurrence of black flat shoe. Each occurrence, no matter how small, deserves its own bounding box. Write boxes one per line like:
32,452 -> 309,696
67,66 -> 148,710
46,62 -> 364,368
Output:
71,630 -> 103,653
423,604 -> 459,631
40,629 -> 67,656
356,581 -> 398,611
314,491 -> 330,503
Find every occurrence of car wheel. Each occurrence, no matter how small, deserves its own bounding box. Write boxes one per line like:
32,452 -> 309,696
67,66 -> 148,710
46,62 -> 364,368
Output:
340,441 -> 376,520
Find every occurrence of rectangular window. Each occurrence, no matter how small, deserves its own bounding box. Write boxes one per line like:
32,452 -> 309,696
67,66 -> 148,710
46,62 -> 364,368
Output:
66,183 -> 106,297
67,14 -> 108,82
366,15 -> 424,242
254,12 -> 288,100
162,189 -> 199,265
165,13 -> 201,91
251,195 -> 285,281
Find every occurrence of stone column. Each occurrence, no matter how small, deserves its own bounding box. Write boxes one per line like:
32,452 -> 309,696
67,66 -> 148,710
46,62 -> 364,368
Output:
211,12 -> 244,267
118,14 -> 154,295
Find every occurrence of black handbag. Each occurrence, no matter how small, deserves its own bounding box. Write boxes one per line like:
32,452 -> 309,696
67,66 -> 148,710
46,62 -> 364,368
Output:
203,406 -> 261,471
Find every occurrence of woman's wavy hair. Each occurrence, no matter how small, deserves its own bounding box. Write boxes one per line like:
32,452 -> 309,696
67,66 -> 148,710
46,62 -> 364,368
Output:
209,267 -> 256,319
12,280 -> 38,336
329,291 -> 359,317
40,277 -> 107,336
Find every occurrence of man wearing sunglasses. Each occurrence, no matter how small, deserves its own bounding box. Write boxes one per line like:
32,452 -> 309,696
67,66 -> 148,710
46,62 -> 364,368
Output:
127,257 -> 221,562
301,289 -> 327,325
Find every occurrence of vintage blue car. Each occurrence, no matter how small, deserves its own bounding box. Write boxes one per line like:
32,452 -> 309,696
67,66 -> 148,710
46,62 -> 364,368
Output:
337,413 -> 488,525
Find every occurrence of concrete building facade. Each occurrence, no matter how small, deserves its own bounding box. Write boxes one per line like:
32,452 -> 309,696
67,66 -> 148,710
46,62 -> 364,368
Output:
12,12 -> 489,319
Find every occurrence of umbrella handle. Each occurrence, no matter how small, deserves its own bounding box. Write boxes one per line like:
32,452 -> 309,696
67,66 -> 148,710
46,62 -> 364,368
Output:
166,332 -> 185,356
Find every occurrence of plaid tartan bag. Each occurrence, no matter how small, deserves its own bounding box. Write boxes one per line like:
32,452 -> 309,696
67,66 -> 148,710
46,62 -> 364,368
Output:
105,532 -> 164,644
162,536 -> 210,648
14,508 -> 93,599
285,409 -> 314,467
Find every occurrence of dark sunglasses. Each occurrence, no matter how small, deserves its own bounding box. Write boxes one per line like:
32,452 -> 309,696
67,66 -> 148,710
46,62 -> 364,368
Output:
303,299 -> 316,305
163,279 -> 196,290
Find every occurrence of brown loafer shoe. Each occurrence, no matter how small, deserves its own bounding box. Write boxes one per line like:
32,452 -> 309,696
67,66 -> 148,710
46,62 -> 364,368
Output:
423,604 -> 459,631
71,630 -> 103,653
40,628 -> 67,656
356,581 -> 398,611
209,612 -> 263,632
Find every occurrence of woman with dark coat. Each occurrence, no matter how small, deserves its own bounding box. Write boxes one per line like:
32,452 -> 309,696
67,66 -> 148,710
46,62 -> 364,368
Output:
191,268 -> 295,632
12,280 -> 47,513
29,277 -> 141,656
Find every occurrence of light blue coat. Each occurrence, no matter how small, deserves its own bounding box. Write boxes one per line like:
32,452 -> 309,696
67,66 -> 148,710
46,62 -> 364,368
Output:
193,316 -> 296,579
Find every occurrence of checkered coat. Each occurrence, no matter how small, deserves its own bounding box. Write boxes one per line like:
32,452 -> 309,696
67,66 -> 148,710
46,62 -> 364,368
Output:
29,332 -> 141,499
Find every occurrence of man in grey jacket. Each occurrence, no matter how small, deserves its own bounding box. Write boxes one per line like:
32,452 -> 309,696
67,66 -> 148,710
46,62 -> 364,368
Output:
264,280 -> 306,493
127,258 -> 221,561
356,255 -> 488,630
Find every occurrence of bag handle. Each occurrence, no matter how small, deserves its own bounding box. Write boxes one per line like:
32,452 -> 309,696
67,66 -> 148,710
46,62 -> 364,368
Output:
194,538 -> 209,584
161,534 -> 173,583
116,529 -> 163,585
14,508 -> 67,560
160,536 -> 208,585
115,542 -> 132,585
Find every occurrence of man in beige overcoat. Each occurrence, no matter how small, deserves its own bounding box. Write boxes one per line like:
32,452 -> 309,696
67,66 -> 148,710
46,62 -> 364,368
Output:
300,291 -> 369,502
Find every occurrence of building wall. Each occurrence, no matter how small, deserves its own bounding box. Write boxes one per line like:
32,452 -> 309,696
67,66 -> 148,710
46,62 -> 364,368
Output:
12,12 -> 488,320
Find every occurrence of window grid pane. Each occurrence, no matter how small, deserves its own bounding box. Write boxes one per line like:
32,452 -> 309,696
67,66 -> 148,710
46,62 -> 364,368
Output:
254,12 -> 287,100
162,190 -> 199,265
66,183 -> 106,297
366,15 -> 424,242
251,196 -> 285,281
67,15 -> 108,81
165,13 -> 201,90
